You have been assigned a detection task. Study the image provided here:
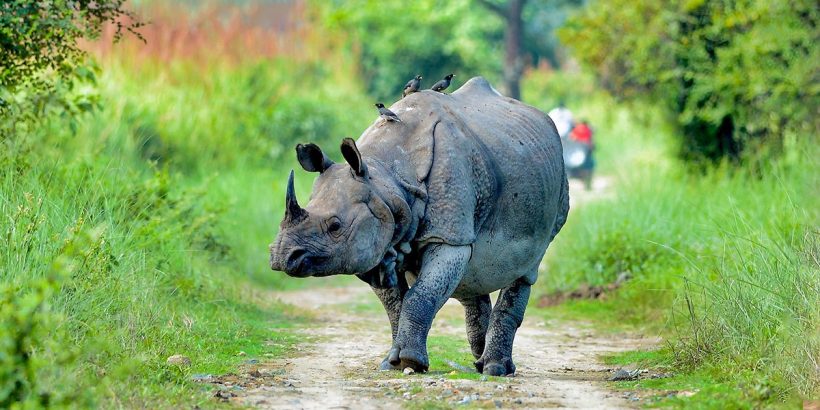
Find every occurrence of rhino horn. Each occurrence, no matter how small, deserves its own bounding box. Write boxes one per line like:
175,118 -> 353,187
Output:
284,170 -> 307,224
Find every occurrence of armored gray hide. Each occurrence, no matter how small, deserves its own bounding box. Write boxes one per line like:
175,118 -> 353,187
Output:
269,77 -> 569,376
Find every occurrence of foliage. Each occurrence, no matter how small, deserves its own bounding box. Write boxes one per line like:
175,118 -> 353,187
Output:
318,0 -> 504,98
560,0 -> 820,162
533,83 -> 819,402
0,123 -> 304,405
0,274 -> 83,408
317,0 -> 586,99
0,17 -> 378,400
0,0 -> 142,91
1,0 -> 142,181
1,4 -> 376,402
84,57 -> 373,286
94,59 -> 372,173
522,0 -> 586,68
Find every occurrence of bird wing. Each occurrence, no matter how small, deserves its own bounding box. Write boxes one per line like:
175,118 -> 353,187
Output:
380,108 -> 401,121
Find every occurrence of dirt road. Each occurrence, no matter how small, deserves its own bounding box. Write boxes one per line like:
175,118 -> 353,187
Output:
217,284 -> 657,409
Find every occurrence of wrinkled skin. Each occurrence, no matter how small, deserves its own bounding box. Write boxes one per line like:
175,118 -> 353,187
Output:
269,77 -> 570,376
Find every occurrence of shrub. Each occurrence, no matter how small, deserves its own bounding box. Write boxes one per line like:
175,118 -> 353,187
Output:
560,0 -> 820,163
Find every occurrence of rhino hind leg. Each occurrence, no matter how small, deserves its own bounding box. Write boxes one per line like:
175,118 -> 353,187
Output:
459,294 -> 492,359
370,280 -> 408,371
474,277 -> 531,376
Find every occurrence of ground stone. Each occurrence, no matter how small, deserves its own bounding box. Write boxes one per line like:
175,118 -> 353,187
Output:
166,354 -> 191,367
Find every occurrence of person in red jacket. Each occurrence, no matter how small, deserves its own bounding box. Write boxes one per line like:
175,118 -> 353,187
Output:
569,119 -> 594,149
568,120 -> 595,190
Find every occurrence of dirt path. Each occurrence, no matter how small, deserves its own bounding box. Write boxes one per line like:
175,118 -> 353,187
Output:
218,285 -> 657,410
568,175 -> 615,207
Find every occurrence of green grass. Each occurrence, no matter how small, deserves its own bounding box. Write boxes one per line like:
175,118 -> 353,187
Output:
562,156 -> 817,400
523,73 -> 819,407
1,52 -> 372,407
604,349 -> 806,409
426,335 -> 479,379
0,131 -> 309,407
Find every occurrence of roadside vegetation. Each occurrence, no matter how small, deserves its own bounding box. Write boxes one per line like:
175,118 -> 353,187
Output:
533,108 -> 818,406
2,0 -> 817,408
1,1 -> 366,407
526,6 -> 820,404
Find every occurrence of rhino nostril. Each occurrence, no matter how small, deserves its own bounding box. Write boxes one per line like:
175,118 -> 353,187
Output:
286,248 -> 308,268
289,248 -> 307,260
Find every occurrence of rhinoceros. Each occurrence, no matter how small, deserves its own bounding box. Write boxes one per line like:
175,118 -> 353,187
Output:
269,77 -> 569,376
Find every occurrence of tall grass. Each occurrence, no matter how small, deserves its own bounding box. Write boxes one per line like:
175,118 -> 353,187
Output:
1,126 -> 301,406
528,70 -> 819,400
1,7 -> 373,403
87,57 -> 373,287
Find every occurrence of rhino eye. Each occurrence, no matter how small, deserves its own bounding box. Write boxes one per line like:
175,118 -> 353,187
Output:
326,217 -> 343,236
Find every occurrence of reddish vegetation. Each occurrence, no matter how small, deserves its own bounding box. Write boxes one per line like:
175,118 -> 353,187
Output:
84,1 -> 308,64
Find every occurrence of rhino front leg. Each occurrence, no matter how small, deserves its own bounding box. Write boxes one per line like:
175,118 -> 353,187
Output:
475,277 -> 531,376
458,294 -> 492,359
392,244 -> 470,372
370,284 -> 405,370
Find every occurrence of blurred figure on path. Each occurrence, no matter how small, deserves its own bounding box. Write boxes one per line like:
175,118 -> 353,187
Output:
568,119 -> 595,190
570,119 -> 594,149
548,101 -> 574,139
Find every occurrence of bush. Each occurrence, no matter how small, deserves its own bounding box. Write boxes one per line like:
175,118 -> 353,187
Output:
540,134 -> 819,399
560,0 -> 820,163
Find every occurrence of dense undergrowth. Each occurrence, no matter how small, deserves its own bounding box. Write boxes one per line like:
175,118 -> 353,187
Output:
526,73 -> 819,406
0,48 -> 373,406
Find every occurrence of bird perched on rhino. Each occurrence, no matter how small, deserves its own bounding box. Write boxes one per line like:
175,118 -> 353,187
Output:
431,74 -> 455,93
402,75 -> 423,98
375,103 -> 401,122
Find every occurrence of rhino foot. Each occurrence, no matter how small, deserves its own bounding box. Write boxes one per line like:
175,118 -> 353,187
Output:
392,348 -> 429,373
474,356 -> 516,376
379,347 -> 402,371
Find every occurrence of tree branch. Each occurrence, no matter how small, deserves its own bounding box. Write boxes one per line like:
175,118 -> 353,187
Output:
475,0 -> 508,18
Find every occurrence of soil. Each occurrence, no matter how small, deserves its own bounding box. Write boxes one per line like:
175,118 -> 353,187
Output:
210,286 -> 658,409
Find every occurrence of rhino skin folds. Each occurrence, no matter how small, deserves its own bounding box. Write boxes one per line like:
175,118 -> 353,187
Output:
269,77 -> 570,376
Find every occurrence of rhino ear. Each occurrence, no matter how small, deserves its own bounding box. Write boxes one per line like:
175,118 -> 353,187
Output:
341,138 -> 367,177
296,143 -> 334,173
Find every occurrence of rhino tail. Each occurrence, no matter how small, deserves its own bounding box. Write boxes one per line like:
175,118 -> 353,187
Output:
549,169 -> 570,242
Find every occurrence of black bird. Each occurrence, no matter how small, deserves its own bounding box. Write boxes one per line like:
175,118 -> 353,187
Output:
431,74 -> 455,93
402,75 -> 422,98
375,103 -> 401,122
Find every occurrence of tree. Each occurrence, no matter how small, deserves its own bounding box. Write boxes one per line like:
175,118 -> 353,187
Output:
320,0 -> 502,100
561,0 -> 819,163
476,0 -> 527,100
319,0 -> 581,101
522,0 -> 585,69
476,0 -> 583,100
0,0 -> 142,102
